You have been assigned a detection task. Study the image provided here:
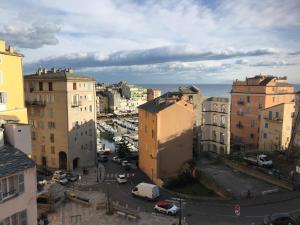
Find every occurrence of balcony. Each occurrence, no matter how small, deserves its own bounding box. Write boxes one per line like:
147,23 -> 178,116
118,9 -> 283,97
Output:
71,101 -> 82,107
237,100 -> 244,105
264,116 -> 283,122
25,100 -> 46,107
1,189 -> 17,201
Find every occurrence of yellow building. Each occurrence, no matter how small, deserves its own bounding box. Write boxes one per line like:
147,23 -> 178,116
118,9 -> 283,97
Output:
259,103 -> 295,151
0,40 -> 28,123
24,68 -> 97,170
138,92 -> 194,185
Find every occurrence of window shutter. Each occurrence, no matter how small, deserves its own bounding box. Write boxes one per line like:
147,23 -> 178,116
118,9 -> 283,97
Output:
18,174 -> 24,193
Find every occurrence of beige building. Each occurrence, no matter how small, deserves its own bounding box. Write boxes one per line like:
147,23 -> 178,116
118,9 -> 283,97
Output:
138,92 -> 194,184
24,68 -> 97,170
259,103 -> 295,151
147,88 -> 161,101
201,97 -> 230,154
0,129 -> 37,225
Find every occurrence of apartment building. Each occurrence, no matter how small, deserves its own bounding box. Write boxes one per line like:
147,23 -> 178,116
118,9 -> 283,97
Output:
24,68 -> 97,170
0,134 -> 37,225
121,82 -> 147,112
138,92 -> 194,184
96,91 -> 109,115
231,75 -> 294,150
259,103 -> 295,151
147,88 -> 161,101
201,97 -> 230,154
0,40 -> 28,124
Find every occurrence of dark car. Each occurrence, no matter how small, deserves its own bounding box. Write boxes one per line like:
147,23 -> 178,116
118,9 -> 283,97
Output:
66,173 -> 78,182
263,213 -> 300,225
98,155 -> 108,162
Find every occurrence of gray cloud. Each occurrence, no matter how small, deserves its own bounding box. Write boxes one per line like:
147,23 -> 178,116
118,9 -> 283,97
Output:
0,23 -> 60,49
24,46 -> 276,72
250,60 -> 297,67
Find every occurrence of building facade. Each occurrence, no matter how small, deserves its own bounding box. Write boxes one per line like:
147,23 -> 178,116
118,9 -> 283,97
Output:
231,75 -> 294,150
24,68 -> 97,170
259,103 -> 295,151
0,40 -> 28,123
0,143 -> 37,225
138,93 -> 194,184
147,88 -> 161,101
96,91 -> 109,115
201,97 -> 230,154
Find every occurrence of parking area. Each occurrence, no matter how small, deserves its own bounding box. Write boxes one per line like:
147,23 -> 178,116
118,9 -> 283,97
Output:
197,158 -> 281,198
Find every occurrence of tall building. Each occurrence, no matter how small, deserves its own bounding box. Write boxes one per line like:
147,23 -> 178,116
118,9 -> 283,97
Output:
24,68 -> 97,170
0,40 -> 28,123
121,82 -> 147,112
0,40 -> 37,225
147,88 -> 161,101
230,75 -> 294,150
201,97 -> 230,154
259,103 -> 295,151
138,92 -> 194,184
96,91 -> 109,115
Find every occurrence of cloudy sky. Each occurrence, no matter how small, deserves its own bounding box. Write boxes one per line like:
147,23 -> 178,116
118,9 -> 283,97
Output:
1,0 -> 300,84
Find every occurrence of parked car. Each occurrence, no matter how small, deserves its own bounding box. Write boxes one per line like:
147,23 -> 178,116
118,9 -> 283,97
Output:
53,170 -> 66,179
243,154 -> 273,168
116,174 -> 127,184
66,173 -> 78,182
121,160 -> 130,167
263,213 -> 300,225
131,182 -> 160,200
52,176 -> 68,185
154,200 -> 179,215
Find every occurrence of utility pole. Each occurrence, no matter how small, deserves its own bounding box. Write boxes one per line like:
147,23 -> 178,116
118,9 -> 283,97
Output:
179,197 -> 182,225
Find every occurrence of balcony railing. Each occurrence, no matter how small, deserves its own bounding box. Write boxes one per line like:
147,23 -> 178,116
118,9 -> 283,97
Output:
1,189 -> 17,201
263,116 -> 283,122
71,101 -> 82,107
25,100 -> 46,107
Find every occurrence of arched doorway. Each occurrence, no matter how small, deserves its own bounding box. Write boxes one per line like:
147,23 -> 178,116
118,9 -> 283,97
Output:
59,151 -> 67,170
42,156 -> 47,167
73,157 -> 80,169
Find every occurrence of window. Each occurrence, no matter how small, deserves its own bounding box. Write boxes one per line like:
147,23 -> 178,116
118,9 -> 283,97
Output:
38,121 -> 44,129
48,122 -> 56,129
0,92 -> 7,104
246,96 -> 250,103
73,82 -> 77,90
220,115 -> 225,126
265,123 -> 268,128
268,111 -> 273,119
220,133 -> 224,143
250,120 -> 255,128
263,133 -> 267,139
213,103 -> 218,111
48,82 -> 53,91
275,112 -> 279,118
0,210 -> 27,225
258,103 -> 263,109
49,108 -> 54,118
50,133 -> 55,143
213,114 -> 217,124
39,82 -> 43,91
250,133 -> 254,139
51,146 -> 55,154
0,174 -> 25,200
151,130 -> 154,139
32,131 -> 36,140
221,105 -> 226,113
41,145 -> 45,153
72,94 -> 79,106
89,105 -> 92,112
212,130 -> 217,141
0,70 -> 3,84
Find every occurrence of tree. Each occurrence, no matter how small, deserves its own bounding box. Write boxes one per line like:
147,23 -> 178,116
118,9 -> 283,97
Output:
117,139 -> 130,158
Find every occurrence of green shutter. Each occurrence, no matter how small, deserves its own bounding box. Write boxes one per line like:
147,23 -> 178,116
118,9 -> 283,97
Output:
18,174 -> 24,193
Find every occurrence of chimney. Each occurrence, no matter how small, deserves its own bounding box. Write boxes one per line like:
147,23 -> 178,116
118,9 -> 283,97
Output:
8,45 -> 14,53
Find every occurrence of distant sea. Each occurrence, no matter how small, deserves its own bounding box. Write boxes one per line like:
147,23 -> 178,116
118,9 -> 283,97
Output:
137,84 -> 300,97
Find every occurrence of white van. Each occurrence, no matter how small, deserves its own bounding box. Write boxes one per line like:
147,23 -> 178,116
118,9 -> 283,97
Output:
131,182 -> 160,200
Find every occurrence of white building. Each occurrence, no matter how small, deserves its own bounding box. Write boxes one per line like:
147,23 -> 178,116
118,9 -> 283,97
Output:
201,97 -> 230,154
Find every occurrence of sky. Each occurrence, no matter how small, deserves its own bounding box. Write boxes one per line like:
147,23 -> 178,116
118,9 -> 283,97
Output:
1,0 -> 300,84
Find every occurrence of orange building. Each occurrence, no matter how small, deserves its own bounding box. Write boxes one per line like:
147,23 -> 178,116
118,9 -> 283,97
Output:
138,92 -> 194,185
230,75 -> 294,149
